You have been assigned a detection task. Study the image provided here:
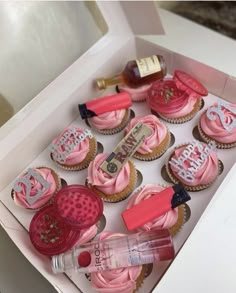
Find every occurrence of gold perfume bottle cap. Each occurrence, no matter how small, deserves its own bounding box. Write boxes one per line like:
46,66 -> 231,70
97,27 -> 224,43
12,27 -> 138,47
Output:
96,78 -> 106,90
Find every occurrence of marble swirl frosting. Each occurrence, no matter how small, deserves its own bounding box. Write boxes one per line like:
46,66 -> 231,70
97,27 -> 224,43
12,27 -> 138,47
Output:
126,184 -> 178,231
91,231 -> 142,293
124,115 -> 168,154
51,126 -> 90,165
13,168 -> 57,209
87,153 -> 130,195
200,102 -> 236,143
88,109 -> 126,130
147,79 -> 198,118
169,143 -> 219,186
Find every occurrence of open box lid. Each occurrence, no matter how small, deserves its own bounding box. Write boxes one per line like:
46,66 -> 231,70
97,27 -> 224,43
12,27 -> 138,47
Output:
0,0 -> 164,190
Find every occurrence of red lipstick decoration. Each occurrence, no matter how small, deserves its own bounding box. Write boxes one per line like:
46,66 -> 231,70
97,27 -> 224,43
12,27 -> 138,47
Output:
78,92 -> 132,119
122,184 -> 191,231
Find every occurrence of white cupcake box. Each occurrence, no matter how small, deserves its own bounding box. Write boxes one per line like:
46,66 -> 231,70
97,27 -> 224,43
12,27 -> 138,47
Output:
0,2 -> 236,293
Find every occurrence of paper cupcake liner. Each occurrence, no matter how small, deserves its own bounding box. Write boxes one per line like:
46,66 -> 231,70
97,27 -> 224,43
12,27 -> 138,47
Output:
133,130 -> 171,161
51,137 -> 97,171
169,204 -> 187,236
165,143 -> 221,192
86,160 -> 137,203
88,109 -> 131,135
155,98 -> 202,124
134,264 -> 147,292
11,167 -> 61,210
198,123 -> 236,149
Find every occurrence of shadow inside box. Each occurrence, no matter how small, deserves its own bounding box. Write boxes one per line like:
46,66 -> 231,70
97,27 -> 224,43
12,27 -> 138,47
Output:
171,1 -> 236,40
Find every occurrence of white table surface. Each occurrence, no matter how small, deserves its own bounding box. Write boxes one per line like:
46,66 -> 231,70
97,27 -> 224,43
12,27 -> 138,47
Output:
1,6 -> 236,293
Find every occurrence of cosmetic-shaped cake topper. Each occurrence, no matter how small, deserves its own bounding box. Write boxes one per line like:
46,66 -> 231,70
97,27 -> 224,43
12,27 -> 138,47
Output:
122,184 -> 190,231
78,92 -> 132,119
50,128 -> 93,164
206,100 -> 236,132
100,122 -> 152,177
169,140 -> 217,183
52,229 -> 174,274
13,168 -> 51,206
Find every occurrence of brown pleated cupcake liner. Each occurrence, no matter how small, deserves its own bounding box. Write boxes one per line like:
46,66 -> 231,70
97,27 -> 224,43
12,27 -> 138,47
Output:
134,264 -> 147,292
165,143 -> 221,191
87,109 -> 131,135
133,130 -> 171,161
86,160 -> 137,203
198,123 -> 236,149
169,204 -> 186,236
12,166 -> 61,210
51,137 -> 97,171
155,98 -> 202,124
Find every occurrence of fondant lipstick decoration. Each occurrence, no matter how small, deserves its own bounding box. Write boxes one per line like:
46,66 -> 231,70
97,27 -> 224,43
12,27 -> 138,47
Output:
79,92 -> 132,119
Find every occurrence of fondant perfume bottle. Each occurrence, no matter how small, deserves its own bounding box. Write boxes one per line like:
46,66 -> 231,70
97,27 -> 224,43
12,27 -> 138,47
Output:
96,55 -> 167,90
52,229 -> 174,274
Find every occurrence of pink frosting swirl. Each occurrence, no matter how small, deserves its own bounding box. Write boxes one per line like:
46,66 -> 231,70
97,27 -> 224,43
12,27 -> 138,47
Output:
91,231 -> 142,293
200,102 -> 236,143
126,184 -> 178,231
88,110 -> 126,130
87,153 -> 130,195
124,115 -> 168,154
51,126 -> 91,165
118,84 -> 152,101
13,168 -> 57,209
169,142 -> 219,186
76,224 -> 98,245
147,79 -> 199,118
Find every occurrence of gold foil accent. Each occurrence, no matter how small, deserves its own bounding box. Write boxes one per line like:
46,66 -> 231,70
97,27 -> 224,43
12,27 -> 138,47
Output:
100,122 -> 152,177
96,78 -> 106,90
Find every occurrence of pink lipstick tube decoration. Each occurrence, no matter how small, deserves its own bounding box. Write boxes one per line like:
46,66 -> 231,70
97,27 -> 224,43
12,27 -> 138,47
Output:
78,92 -> 132,119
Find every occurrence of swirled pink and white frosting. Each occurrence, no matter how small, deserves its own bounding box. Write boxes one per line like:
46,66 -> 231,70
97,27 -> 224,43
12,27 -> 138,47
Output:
88,110 -> 126,130
51,126 -> 91,166
118,84 -> 152,101
169,142 -> 219,186
126,184 -> 178,231
87,153 -> 130,195
124,115 -> 168,154
200,102 -> 236,143
91,231 -> 142,293
147,79 -> 199,119
13,168 -> 57,209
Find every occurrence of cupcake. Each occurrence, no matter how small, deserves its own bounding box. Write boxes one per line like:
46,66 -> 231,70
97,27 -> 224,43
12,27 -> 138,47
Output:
116,83 -> 152,102
166,140 -> 220,191
124,115 -> 171,161
91,231 -> 145,293
86,153 -> 137,202
126,184 -> 186,236
87,109 -> 130,135
50,126 -> 97,170
198,100 -> 236,149
12,167 -> 61,210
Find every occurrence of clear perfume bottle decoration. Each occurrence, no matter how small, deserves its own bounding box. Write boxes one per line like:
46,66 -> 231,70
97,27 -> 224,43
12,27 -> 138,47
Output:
96,55 -> 167,90
52,229 -> 174,274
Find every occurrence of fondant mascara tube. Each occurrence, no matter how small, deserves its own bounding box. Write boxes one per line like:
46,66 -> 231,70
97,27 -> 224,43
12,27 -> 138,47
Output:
122,184 -> 191,231
79,92 -> 132,119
